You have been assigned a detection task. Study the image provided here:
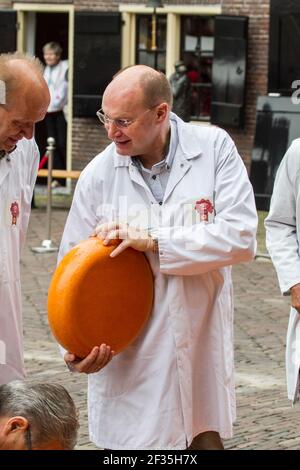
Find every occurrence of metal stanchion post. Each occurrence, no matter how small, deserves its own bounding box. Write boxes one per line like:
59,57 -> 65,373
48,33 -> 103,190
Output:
31,137 -> 59,253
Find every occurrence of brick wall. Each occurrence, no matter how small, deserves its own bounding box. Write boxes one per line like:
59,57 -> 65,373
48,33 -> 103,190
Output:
0,0 -> 270,171
72,119 -> 109,170
0,0 -> 13,6
71,0 -> 270,171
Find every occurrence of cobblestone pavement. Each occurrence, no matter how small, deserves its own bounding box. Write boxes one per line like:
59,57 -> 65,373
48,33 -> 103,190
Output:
21,208 -> 300,450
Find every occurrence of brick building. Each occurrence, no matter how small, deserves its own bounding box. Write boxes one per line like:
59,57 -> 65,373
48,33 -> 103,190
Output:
0,0 -> 270,176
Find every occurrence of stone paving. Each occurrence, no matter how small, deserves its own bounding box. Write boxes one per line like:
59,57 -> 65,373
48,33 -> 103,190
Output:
21,208 -> 300,450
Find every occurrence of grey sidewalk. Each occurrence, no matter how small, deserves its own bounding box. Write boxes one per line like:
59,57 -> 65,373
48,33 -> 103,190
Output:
21,208 -> 299,450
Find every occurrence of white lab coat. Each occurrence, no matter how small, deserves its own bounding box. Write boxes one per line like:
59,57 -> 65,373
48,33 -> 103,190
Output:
44,60 -> 68,113
265,138 -> 300,403
0,138 -> 39,385
59,114 -> 257,449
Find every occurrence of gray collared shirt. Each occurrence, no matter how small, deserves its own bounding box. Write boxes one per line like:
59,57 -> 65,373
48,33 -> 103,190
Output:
132,119 -> 178,204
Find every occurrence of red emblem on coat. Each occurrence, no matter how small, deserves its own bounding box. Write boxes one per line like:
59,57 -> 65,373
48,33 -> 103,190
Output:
10,201 -> 19,226
195,199 -> 214,222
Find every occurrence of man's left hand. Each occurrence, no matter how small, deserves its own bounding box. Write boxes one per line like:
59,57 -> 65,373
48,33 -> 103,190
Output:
94,222 -> 154,258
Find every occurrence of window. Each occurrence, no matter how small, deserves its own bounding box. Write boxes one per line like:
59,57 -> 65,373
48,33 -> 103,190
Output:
136,14 -> 167,73
269,0 -> 300,95
180,16 -> 215,121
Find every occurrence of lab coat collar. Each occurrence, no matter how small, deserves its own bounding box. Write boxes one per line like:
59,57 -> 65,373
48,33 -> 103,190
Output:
171,112 -> 203,160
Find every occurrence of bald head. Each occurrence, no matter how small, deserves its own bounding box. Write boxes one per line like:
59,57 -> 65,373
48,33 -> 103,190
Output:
105,65 -> 173,109
0,53 -> 49,108
101,65 -> 172,164
0,52 -> 50,151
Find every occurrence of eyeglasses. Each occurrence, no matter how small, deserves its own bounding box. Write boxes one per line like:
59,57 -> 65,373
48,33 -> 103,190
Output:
96,106 -> 157,129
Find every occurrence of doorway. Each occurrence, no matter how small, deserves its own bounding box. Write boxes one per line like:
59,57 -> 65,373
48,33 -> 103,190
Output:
34,13 -> 69,185
15,3 -> 74,189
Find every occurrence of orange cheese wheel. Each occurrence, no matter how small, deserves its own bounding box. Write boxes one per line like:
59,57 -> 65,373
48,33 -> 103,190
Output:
47,237 -> 154,358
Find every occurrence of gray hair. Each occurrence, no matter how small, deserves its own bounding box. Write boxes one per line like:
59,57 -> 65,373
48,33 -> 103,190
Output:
0,381 -> 79,450
43,41 -> 62,56
0,52 -> 44,105
140,69 -> 173,108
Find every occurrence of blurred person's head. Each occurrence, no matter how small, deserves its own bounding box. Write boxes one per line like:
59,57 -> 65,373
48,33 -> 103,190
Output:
0,381 -> 79,450
174,60 -> 187,74
43,42 -> 62,67
0,52 -> 50,152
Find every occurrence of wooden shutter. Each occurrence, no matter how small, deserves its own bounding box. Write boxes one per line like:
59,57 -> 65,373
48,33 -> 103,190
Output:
0,10 -> 17,53
211,15 -> 248,128
73,12 -> 121,118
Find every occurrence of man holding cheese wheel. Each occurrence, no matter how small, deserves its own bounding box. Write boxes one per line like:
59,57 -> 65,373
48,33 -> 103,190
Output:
59,65 -> 257,450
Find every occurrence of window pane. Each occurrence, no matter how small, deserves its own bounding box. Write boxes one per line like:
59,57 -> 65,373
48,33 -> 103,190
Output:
138,16 -> 151,50
136,14 -> 166,72
137,50 -> 155,68
180,16 -> 215,121
136,51 -> 166,74
181,16 -> 215,45
190,84 -> 212,120
157,53 -> 166,73
279,14 -> 300,91
157,16 -> 167,50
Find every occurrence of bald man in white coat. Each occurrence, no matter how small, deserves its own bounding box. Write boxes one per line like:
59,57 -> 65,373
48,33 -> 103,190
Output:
60,65 -> 257,450
0,53 -> 50,384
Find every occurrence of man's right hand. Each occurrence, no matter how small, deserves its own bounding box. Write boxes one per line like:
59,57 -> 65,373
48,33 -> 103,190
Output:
64,344 -> 114,374
291,283 -> 300,314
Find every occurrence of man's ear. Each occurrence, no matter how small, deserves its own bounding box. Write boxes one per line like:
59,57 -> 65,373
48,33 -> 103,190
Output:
3,416 -> 29,436
156,103 -> 169,122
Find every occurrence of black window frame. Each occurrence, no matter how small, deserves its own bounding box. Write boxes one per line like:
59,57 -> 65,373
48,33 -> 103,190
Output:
135,13 -> 167,72
269,0 -> 300,96
180,15 -> 216,122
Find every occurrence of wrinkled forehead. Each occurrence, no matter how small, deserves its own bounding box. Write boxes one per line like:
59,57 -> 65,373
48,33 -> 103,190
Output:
103,83 -> 145,114
8,90 -> 48,123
